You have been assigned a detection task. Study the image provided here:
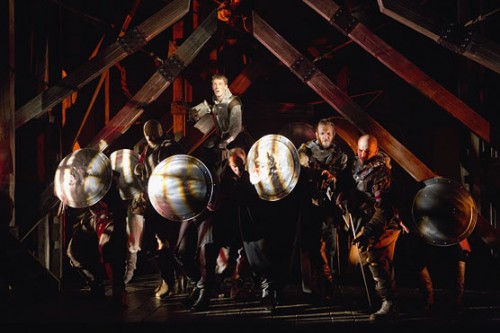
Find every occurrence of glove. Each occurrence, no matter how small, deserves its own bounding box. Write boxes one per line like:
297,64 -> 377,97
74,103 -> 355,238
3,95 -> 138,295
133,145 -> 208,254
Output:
352,233 -> 370,251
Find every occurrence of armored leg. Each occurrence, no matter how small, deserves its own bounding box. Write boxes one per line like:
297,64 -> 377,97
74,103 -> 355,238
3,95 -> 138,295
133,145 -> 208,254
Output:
124,251 -> 138,284
368,262 -> 397,321
154,247 -> 176,299
191,243 -> 218,311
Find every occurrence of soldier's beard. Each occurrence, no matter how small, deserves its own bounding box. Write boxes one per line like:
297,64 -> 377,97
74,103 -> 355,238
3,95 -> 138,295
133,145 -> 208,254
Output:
319,139 -> 332,149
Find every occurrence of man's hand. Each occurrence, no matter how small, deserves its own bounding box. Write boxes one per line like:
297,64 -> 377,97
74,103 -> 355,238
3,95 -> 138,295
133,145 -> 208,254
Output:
321,170 -> 336,184
352,233 -> 369,251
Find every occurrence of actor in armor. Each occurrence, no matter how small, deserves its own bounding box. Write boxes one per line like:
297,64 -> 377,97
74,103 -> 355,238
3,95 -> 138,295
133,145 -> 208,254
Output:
189,73 -> 254,172
178,74 -> 255,311
134,119 -> 185,299
212,148 -> 246,296
297,117 -> 349,302
341,134 -> 402,321
232,155 -> 300,311
66,171 -> 129,307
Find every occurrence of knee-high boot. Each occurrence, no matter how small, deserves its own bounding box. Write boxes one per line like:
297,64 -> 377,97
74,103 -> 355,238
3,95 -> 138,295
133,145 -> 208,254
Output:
124,251 -> 138,284
368,263 -> 397,321
191,243 -> 218,311
154,247 -> 176,299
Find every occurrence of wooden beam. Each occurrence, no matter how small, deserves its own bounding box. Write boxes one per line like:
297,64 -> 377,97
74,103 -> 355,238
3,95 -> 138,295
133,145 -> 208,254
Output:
15,0 -> 191,129
38,9 -> 218,218
87,9 -> 218,151
258,6 -> 500,251
377,0 -> 500,75
252,11 -> 434,182
303,0 -> 490,144
0,0 -> 14,192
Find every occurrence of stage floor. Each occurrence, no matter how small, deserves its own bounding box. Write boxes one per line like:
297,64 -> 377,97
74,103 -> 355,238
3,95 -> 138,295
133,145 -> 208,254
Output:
1,272 -> 500,333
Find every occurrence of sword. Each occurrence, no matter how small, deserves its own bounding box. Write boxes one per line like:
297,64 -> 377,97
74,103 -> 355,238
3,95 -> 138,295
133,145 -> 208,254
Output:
343,210 -> 372,308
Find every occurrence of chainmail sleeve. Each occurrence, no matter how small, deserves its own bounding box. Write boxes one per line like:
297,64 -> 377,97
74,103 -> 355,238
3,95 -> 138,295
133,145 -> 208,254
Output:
225,103 -> 242,145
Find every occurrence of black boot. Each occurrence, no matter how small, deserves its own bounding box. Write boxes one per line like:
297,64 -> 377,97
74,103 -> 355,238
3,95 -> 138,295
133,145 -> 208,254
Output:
184,285 -> 201,307
190,288 -> 210,311
155,247 -> 177,298
76,267 -> 105,298
89,279 -> 105,298
189,243 -> 217,311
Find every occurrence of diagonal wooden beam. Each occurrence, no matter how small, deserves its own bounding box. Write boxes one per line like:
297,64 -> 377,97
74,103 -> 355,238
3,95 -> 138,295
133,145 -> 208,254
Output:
86,9 -> 218,152
15,0 -> 191,129
303,0 -> 490,144
252,11 -> 434,182
377,0 -> 500,75
38,9 -> 218,219
253,10 -> 500,251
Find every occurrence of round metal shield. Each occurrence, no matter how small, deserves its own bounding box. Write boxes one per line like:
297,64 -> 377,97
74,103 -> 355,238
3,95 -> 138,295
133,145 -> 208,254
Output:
247,134 -> 301,201
148,154 -> 214,222
54,148 -> 112,209
412,177 -> 477,246
110,149 -> 143,200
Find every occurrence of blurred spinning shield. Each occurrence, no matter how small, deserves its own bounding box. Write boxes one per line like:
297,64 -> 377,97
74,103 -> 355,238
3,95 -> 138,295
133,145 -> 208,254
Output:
247,134 -> 301,201
148,154 -> 214,222
54,148 -> 112,208
412,177 -> 477,246
110,149 -> 143,200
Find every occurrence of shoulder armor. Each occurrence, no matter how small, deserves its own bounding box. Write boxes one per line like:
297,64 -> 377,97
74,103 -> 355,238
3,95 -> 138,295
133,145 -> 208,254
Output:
228,96 -> 242,110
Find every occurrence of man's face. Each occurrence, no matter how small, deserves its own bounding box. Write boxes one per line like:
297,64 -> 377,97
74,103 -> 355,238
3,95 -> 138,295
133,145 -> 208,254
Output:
316,123 -> 335,149
357,137 -> 378,165
212,78 -> 227,101
144,122 -> 162,148
229,155 -> 245,177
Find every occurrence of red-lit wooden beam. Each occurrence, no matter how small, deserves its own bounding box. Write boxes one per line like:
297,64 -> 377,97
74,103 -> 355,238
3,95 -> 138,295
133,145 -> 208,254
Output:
252,11 -> 434,182
377,0 -> 500,75
37,9 -> 218,218
304,0 -> 490,144
254,9 -> 500,251
15,0 -> 191,129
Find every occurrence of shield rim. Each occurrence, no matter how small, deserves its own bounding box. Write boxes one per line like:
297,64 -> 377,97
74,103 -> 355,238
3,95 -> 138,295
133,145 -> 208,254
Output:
411,177 -> 477,246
